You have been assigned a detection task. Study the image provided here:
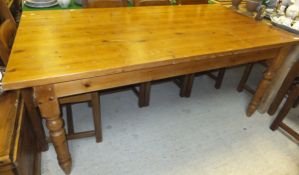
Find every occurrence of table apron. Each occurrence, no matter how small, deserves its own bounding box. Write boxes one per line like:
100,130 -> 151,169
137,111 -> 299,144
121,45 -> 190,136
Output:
54,48 -> 278,98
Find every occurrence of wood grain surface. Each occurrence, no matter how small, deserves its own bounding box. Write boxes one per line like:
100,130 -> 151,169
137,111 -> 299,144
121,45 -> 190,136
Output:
3,4 -> 299,90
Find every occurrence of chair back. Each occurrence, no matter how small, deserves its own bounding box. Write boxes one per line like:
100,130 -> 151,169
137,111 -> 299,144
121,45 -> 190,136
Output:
0,19 -> 17,65
268,59 -> 299,115
134,0 -> 171,6
177,0 -> 208,5
0,0 -> 15,24
82,0 -> 128,8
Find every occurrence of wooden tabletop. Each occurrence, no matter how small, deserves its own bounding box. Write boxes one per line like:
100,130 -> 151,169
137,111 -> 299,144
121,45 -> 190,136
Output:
3,4 -> 299,90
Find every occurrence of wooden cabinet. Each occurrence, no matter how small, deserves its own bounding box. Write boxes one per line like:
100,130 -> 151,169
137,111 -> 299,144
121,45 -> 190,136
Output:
0,91 -> 41,175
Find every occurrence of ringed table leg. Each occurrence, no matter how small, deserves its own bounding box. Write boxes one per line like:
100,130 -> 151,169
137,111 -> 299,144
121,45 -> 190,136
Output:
34,85 -> 72,174
246,46 -> 293,117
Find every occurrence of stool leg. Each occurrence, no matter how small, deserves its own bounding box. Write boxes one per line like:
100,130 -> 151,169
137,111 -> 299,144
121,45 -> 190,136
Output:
139,82 -> 151,107
237,64 -> 254,92
270,85 -> 299,130
91,92 -> 102,143
66,104 -> 75,135
214,68 -> 225,89
180,74 -> 195,97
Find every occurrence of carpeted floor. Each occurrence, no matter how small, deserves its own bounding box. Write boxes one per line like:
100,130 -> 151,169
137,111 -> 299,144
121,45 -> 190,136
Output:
41,65 -> 299,175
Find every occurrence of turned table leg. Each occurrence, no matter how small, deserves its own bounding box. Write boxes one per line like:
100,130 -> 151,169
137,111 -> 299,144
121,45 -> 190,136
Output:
34,85 -> 72,174
246,46 -> 293,117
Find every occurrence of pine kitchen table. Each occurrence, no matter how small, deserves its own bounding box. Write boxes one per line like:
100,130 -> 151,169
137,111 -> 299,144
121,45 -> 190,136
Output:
2,4 -> 299,174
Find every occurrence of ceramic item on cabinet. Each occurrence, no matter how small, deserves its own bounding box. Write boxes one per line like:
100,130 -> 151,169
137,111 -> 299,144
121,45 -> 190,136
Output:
286,0 -> 299,19
292,20 -> 299,29
273,15 -> 293,26
279,0 -> 290,14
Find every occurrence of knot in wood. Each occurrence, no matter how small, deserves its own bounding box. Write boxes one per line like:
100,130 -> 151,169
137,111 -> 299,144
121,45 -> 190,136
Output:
46,119 -> 64,131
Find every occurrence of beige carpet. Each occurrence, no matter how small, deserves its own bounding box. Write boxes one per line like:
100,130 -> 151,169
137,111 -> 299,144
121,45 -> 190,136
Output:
41,65 -> 299,175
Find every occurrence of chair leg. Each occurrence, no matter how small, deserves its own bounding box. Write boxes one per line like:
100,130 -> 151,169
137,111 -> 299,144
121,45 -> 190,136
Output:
91,92 -> 102,143
66,104 -> 75,135
139,82 -> 151,107
214,68 -> 225,89
180,74 -> 195,97
237,63 -> 254,92
270,85 -> 299,131
293,97 -> 299,108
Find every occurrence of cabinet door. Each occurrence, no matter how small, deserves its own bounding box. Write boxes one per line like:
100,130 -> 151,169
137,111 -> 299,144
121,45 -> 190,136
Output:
15,105 -> 39,175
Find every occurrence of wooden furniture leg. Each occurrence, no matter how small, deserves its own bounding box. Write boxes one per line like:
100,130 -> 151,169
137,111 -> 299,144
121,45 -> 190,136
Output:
21,88 -> 49,152
206,68 -> 226,89
293,97 -> 299,108
270,85 -> 299,131
59,93 -> 103,143
91,92 -> 102,143
66,104 -> 75,135
268,60 -> 299,115
247,46 -> 293,117
34,85 -> 72,175
180,74 -> 195,97
214,68 -> 225,89
237,63 -> 255,93
134,82 -> 151,107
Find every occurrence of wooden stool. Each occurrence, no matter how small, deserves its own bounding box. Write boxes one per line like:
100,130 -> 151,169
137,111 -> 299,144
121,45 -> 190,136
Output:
268,60 -> 299,115
175,0 -> 225,97
59,93 -> 102,142
236,61 -> 268,94
132,0 -> 171,107
268,59 -> 299,141
270,83 -> 299,141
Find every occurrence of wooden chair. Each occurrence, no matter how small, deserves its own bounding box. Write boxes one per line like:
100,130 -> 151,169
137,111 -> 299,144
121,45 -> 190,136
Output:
0,19 -> 16,65
0,0 -> 15,24
58,0 -> 131,142
134,0 -> 216,104
268,60 -> 299,115
236,62 -> 268,94
59,93 -> 102,142
131,0 -> 170,107
268,59 -> 299,141
0,0 -> 16,66
82,0 -> 128,8
0,14 -> 102,143
173,0 -> 226,98
270,84 -> 299,141
133,0 -> 171,6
